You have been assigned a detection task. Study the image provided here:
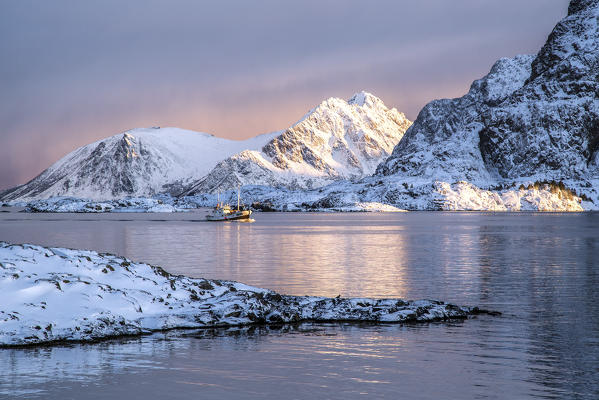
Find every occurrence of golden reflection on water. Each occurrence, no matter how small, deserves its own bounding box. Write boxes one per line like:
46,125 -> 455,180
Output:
206,222 -> 410,298
38,213 -> 517,302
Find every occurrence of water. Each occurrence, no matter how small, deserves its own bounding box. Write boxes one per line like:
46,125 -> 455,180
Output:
1,210 -> 598,399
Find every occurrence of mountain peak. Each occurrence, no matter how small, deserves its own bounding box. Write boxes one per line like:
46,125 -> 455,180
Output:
292,91 -> 389,129
529,0 -> 598,82
347,91 -> 380,107
180,92 -> 412,194
0,127 -> 275,201
122,132 -> 135,141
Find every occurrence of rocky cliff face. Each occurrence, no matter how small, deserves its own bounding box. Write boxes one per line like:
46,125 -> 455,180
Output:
181,92 -> 411,194
376,55 -> 535,184
378,0 -> 599,187
478,0 -> 599,181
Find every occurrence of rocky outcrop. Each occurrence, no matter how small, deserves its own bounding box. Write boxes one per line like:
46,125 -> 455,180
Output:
23,196 -> 183,213
378,0 -> 599,188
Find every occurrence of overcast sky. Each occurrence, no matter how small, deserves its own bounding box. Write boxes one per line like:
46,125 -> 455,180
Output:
0,0 -> 570,190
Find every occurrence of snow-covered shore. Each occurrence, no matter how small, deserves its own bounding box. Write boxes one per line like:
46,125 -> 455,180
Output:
19,197 -> 186,213
0,242 -> 489,347
13,176 -> 596,213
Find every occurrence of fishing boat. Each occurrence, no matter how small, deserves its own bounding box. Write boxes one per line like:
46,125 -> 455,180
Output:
206,187 -> 252,221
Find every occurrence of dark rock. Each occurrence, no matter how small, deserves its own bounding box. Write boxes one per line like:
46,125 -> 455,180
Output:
378,0 -> 599,188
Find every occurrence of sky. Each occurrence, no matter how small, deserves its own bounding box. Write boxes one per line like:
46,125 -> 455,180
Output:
0,0 -> 570,190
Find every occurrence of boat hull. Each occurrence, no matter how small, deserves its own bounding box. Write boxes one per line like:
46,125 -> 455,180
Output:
206,210 -> 252,221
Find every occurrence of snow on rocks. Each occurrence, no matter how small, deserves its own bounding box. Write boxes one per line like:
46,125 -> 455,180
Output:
194,178 -> 590,212
18,178 -> 593,213
0,242 -> 485,347
432,181 -> 584,211
378,0 -> 599,186
24,197 -> 184,213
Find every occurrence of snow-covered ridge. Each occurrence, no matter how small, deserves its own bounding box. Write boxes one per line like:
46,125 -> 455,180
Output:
376,54 -> 536,184
13,177 -> 593,213
180,91 -> 411,194
0,128 -> 278,202
0,242 -> 488,347
240,178 -> 589,212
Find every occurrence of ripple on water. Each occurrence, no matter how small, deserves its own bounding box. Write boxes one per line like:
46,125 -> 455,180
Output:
0,211 -> 598,399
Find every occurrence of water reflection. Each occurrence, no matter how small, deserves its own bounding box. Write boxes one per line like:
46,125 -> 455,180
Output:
1,211 -> 599,398
83,215 -> 413,298
471,213 -> 599,399
0,322 -> 493,399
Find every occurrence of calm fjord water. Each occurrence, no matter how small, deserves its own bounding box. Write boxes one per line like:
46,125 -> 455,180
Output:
1,211 -> 598,399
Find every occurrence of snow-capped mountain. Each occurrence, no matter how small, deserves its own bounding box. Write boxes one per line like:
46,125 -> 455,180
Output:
5,0 -> 596,211
377,0 -> 599,188
1,92 -> 409,201
181,92 -> 411,194
0,127 -> 277,201
376,55 -> 535,184
199,0 -> 597,212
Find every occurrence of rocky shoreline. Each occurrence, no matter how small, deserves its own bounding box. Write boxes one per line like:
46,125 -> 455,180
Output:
0,242 -> 496,347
